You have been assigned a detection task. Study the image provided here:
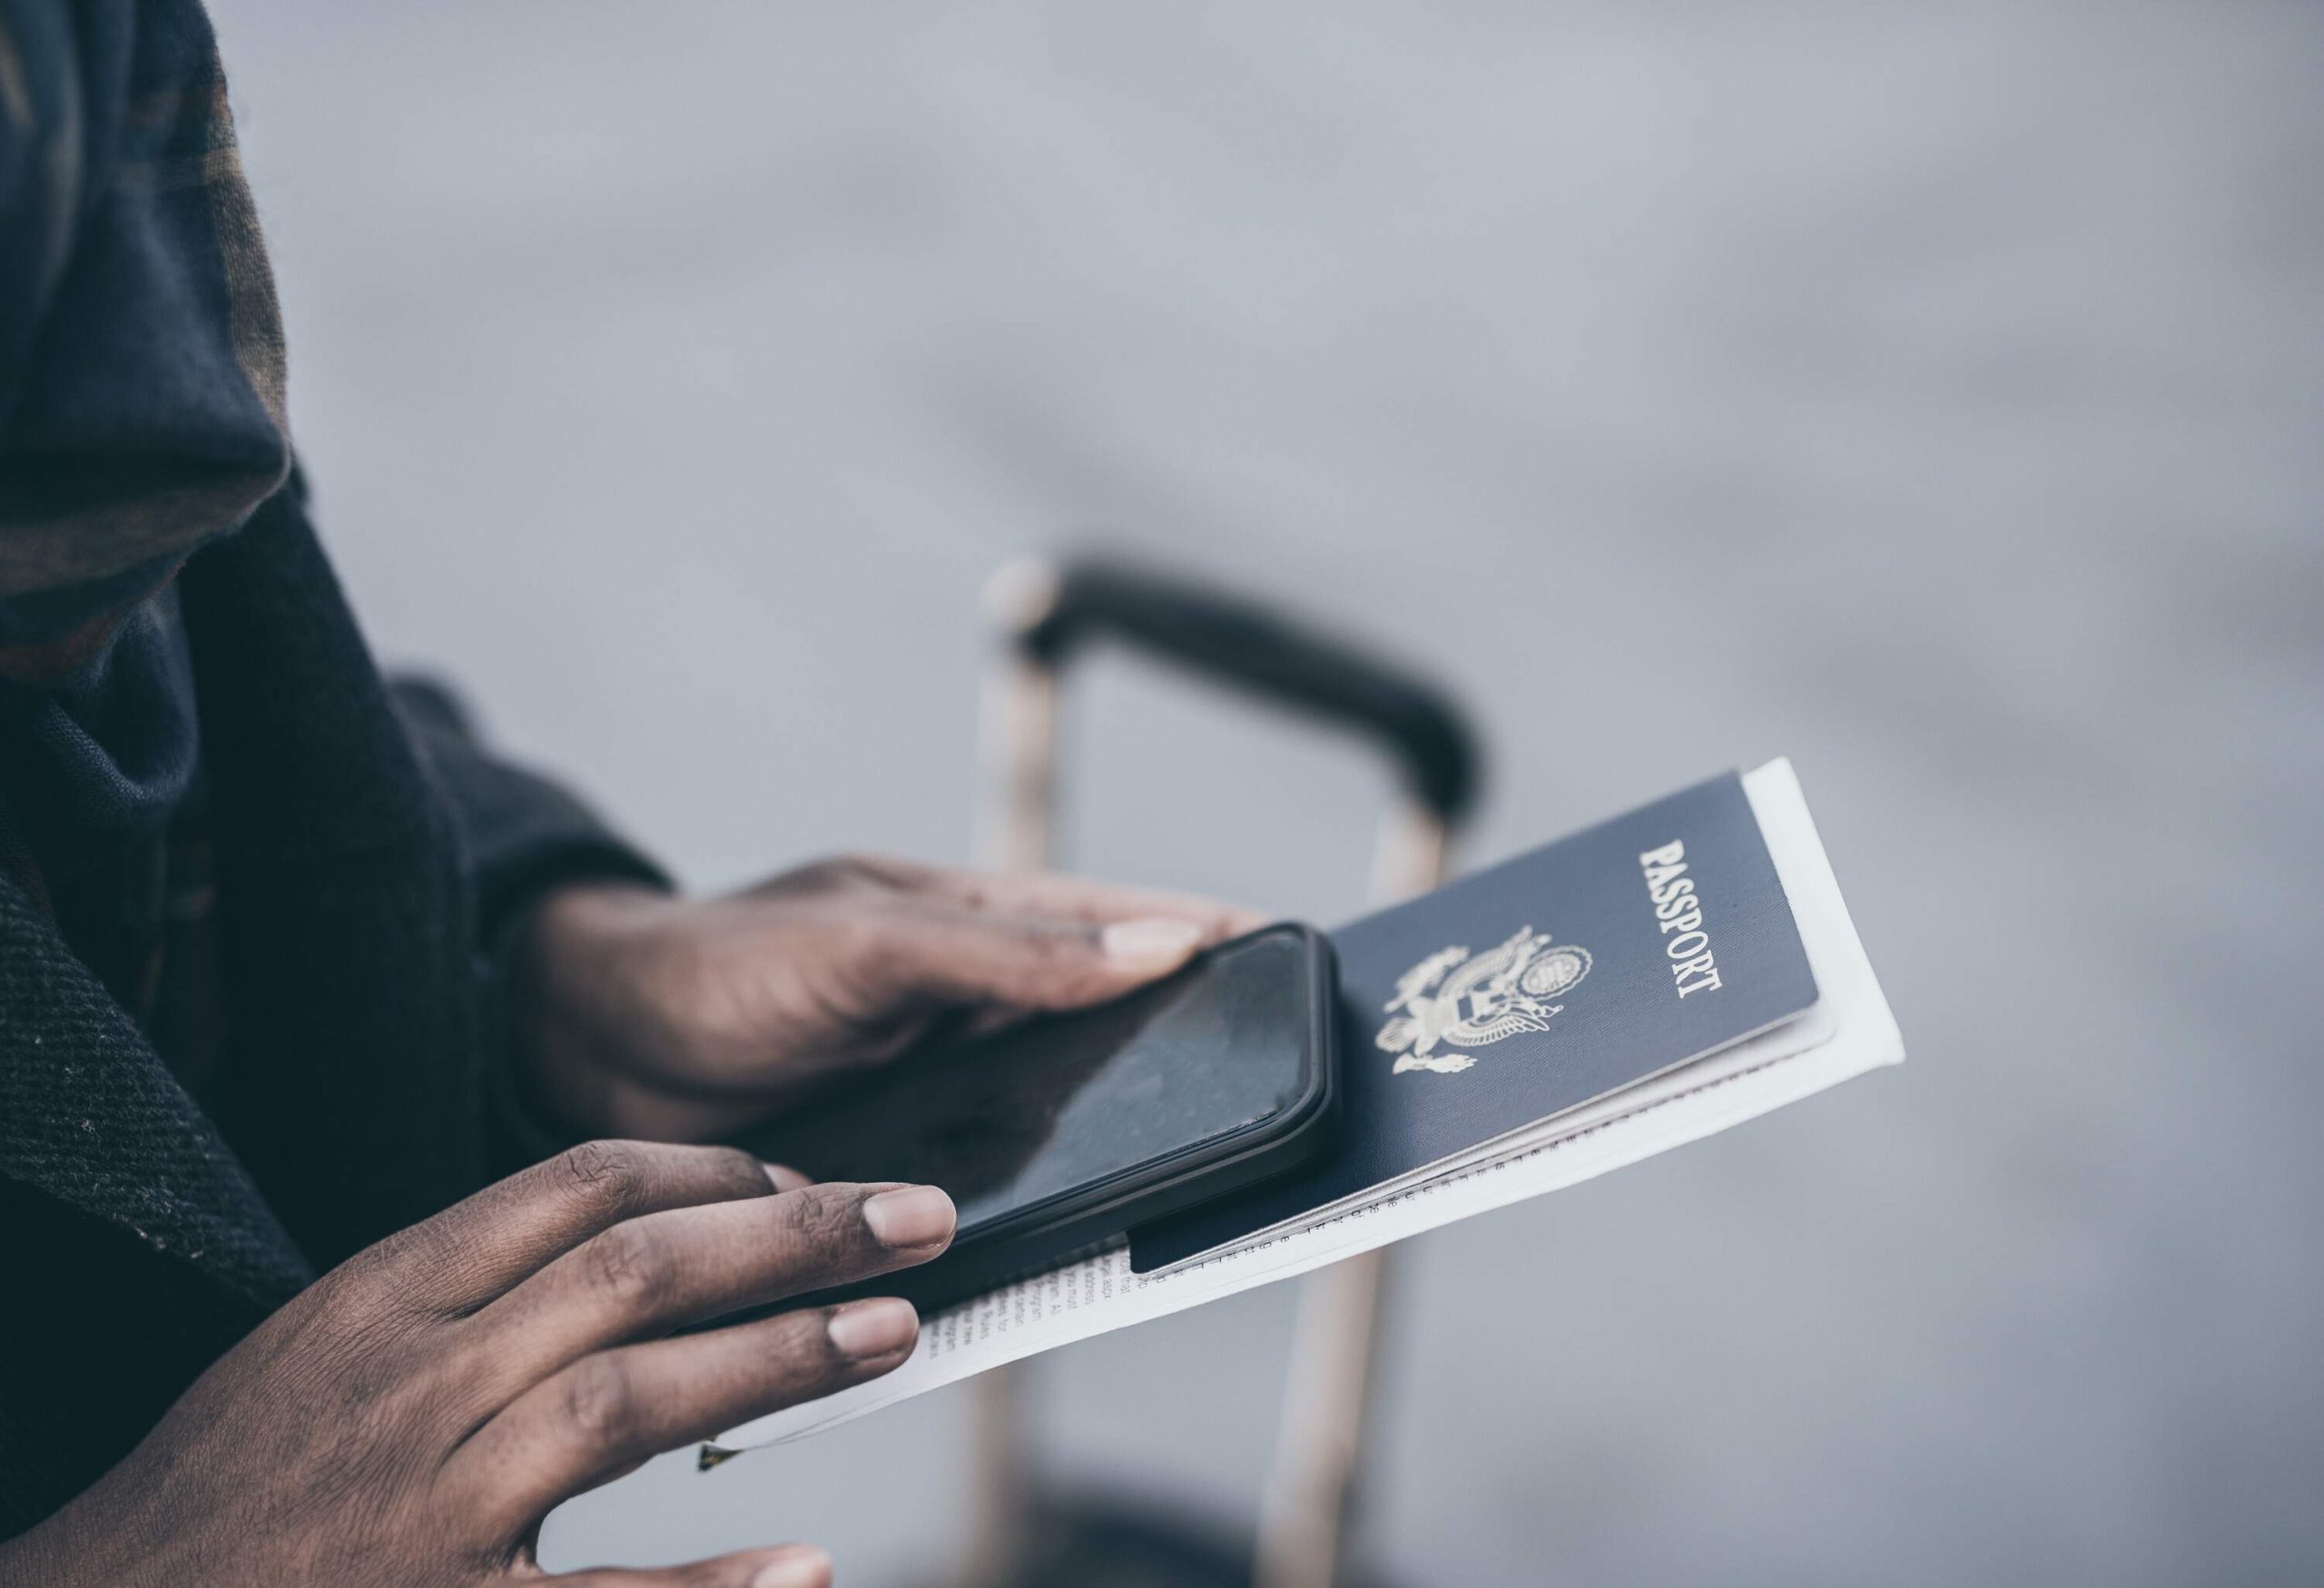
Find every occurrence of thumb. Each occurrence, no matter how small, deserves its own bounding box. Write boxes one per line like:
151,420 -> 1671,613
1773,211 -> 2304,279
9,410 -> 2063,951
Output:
546,1542 -> 830,1588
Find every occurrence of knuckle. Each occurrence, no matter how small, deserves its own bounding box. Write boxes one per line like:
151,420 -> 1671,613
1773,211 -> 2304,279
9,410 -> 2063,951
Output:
321,1227 -> 445,1321
580,1222 -> 678,1311
774,1185 -> 862,1253
272,1268 -> 372,1362
741,1311 -> 852,1401
401,1331 -> 496,1431
560,1139 -> 649,1218
308,1248 -> 381,1314
1016,922 -> 1107,999
556,1356 -> 639,1449
797,852 -> 890,893
1060,917 -> 1109,957
833,851 -> 907,886
787,855 -> 848,890
1022,919 -> 1087,963
988,912 -> 1076,962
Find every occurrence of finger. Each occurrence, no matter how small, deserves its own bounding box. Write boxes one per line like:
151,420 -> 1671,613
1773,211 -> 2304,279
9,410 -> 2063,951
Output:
347,1140 -> 782,1316
546,1542 -> 831,1588
864,900 -> 1215,1013
451,1297 -> 920,1537
901,861 -> 1270,938
463,1181 -> 954,1391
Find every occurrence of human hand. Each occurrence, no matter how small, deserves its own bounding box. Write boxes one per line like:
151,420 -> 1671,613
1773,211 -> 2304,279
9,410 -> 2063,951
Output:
0,1142 -> 960,1588
509,855 -> 1264,1140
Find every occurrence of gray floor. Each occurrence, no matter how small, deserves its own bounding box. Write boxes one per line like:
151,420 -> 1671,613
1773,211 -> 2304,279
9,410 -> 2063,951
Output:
210,4 -> 2324,1583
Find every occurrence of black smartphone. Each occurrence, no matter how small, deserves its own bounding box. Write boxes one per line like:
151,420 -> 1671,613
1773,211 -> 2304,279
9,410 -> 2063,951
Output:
738,921 -> 1338,1312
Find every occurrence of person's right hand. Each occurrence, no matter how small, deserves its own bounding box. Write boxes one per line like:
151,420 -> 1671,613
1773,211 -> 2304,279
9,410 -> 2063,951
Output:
0,1141 -> 959,1588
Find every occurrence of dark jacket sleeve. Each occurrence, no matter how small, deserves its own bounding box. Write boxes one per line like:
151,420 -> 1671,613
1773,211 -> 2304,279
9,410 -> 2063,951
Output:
388,676 -> 671,1165
389,676 -> 670,941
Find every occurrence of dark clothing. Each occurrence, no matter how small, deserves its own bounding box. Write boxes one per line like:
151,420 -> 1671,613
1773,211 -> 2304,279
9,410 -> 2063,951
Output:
0,585 -> 212,1084
0,0 -> 665,1541
0,0 -> 290,651
0,588 -> 199,873
0,486 -> 664,1538
0,0 -> 289,1104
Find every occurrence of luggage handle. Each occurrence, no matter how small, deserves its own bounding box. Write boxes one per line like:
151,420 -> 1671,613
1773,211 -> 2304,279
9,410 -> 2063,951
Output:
989,554 -> 1482,826
969,551 -> 1470,1588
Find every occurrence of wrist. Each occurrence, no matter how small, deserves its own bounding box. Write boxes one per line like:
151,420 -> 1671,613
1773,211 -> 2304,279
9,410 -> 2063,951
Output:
507,883 -> 784,1142
505,881 -> 680,1139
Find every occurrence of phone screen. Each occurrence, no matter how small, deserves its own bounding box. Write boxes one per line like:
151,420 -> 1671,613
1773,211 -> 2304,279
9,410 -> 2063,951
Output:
749,927 -> 1322,1235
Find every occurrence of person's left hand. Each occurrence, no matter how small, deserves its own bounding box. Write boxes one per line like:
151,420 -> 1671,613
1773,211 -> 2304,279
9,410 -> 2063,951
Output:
507,854 -> 1265,1140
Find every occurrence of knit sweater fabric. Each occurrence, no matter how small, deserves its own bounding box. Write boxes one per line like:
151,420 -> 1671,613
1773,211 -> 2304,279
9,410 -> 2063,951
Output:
0,486 -> 665,1538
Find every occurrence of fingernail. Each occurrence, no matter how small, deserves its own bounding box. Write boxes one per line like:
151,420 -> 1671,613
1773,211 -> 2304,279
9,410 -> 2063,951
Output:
1101,916 -> 1205,968
862,1185 -> 955,1249
763,1163 -> 811,1193
751,1545 -> 832,1588
827,1297 -> 919,1360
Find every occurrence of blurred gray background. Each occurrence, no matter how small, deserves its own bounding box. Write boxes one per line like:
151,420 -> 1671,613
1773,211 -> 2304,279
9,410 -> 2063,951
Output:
210,3 -> 2323,1583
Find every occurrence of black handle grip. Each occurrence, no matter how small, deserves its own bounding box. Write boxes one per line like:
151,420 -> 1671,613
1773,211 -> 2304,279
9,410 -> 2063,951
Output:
1002,554 -> 1482,825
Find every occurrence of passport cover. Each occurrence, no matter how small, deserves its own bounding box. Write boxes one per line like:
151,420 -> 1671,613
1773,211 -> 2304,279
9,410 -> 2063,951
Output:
1131,770 -> 1817,1269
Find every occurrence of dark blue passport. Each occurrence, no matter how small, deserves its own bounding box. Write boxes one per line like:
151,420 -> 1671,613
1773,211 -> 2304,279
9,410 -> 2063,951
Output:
1130,771 -> 1818,1271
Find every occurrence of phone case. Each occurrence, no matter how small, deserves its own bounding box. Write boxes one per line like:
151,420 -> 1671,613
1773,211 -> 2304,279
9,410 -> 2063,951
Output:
731,922 -> 1339,1318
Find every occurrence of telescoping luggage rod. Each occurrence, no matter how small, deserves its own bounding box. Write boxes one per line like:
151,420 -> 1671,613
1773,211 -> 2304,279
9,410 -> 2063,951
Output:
956,554 -> 1480,1588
